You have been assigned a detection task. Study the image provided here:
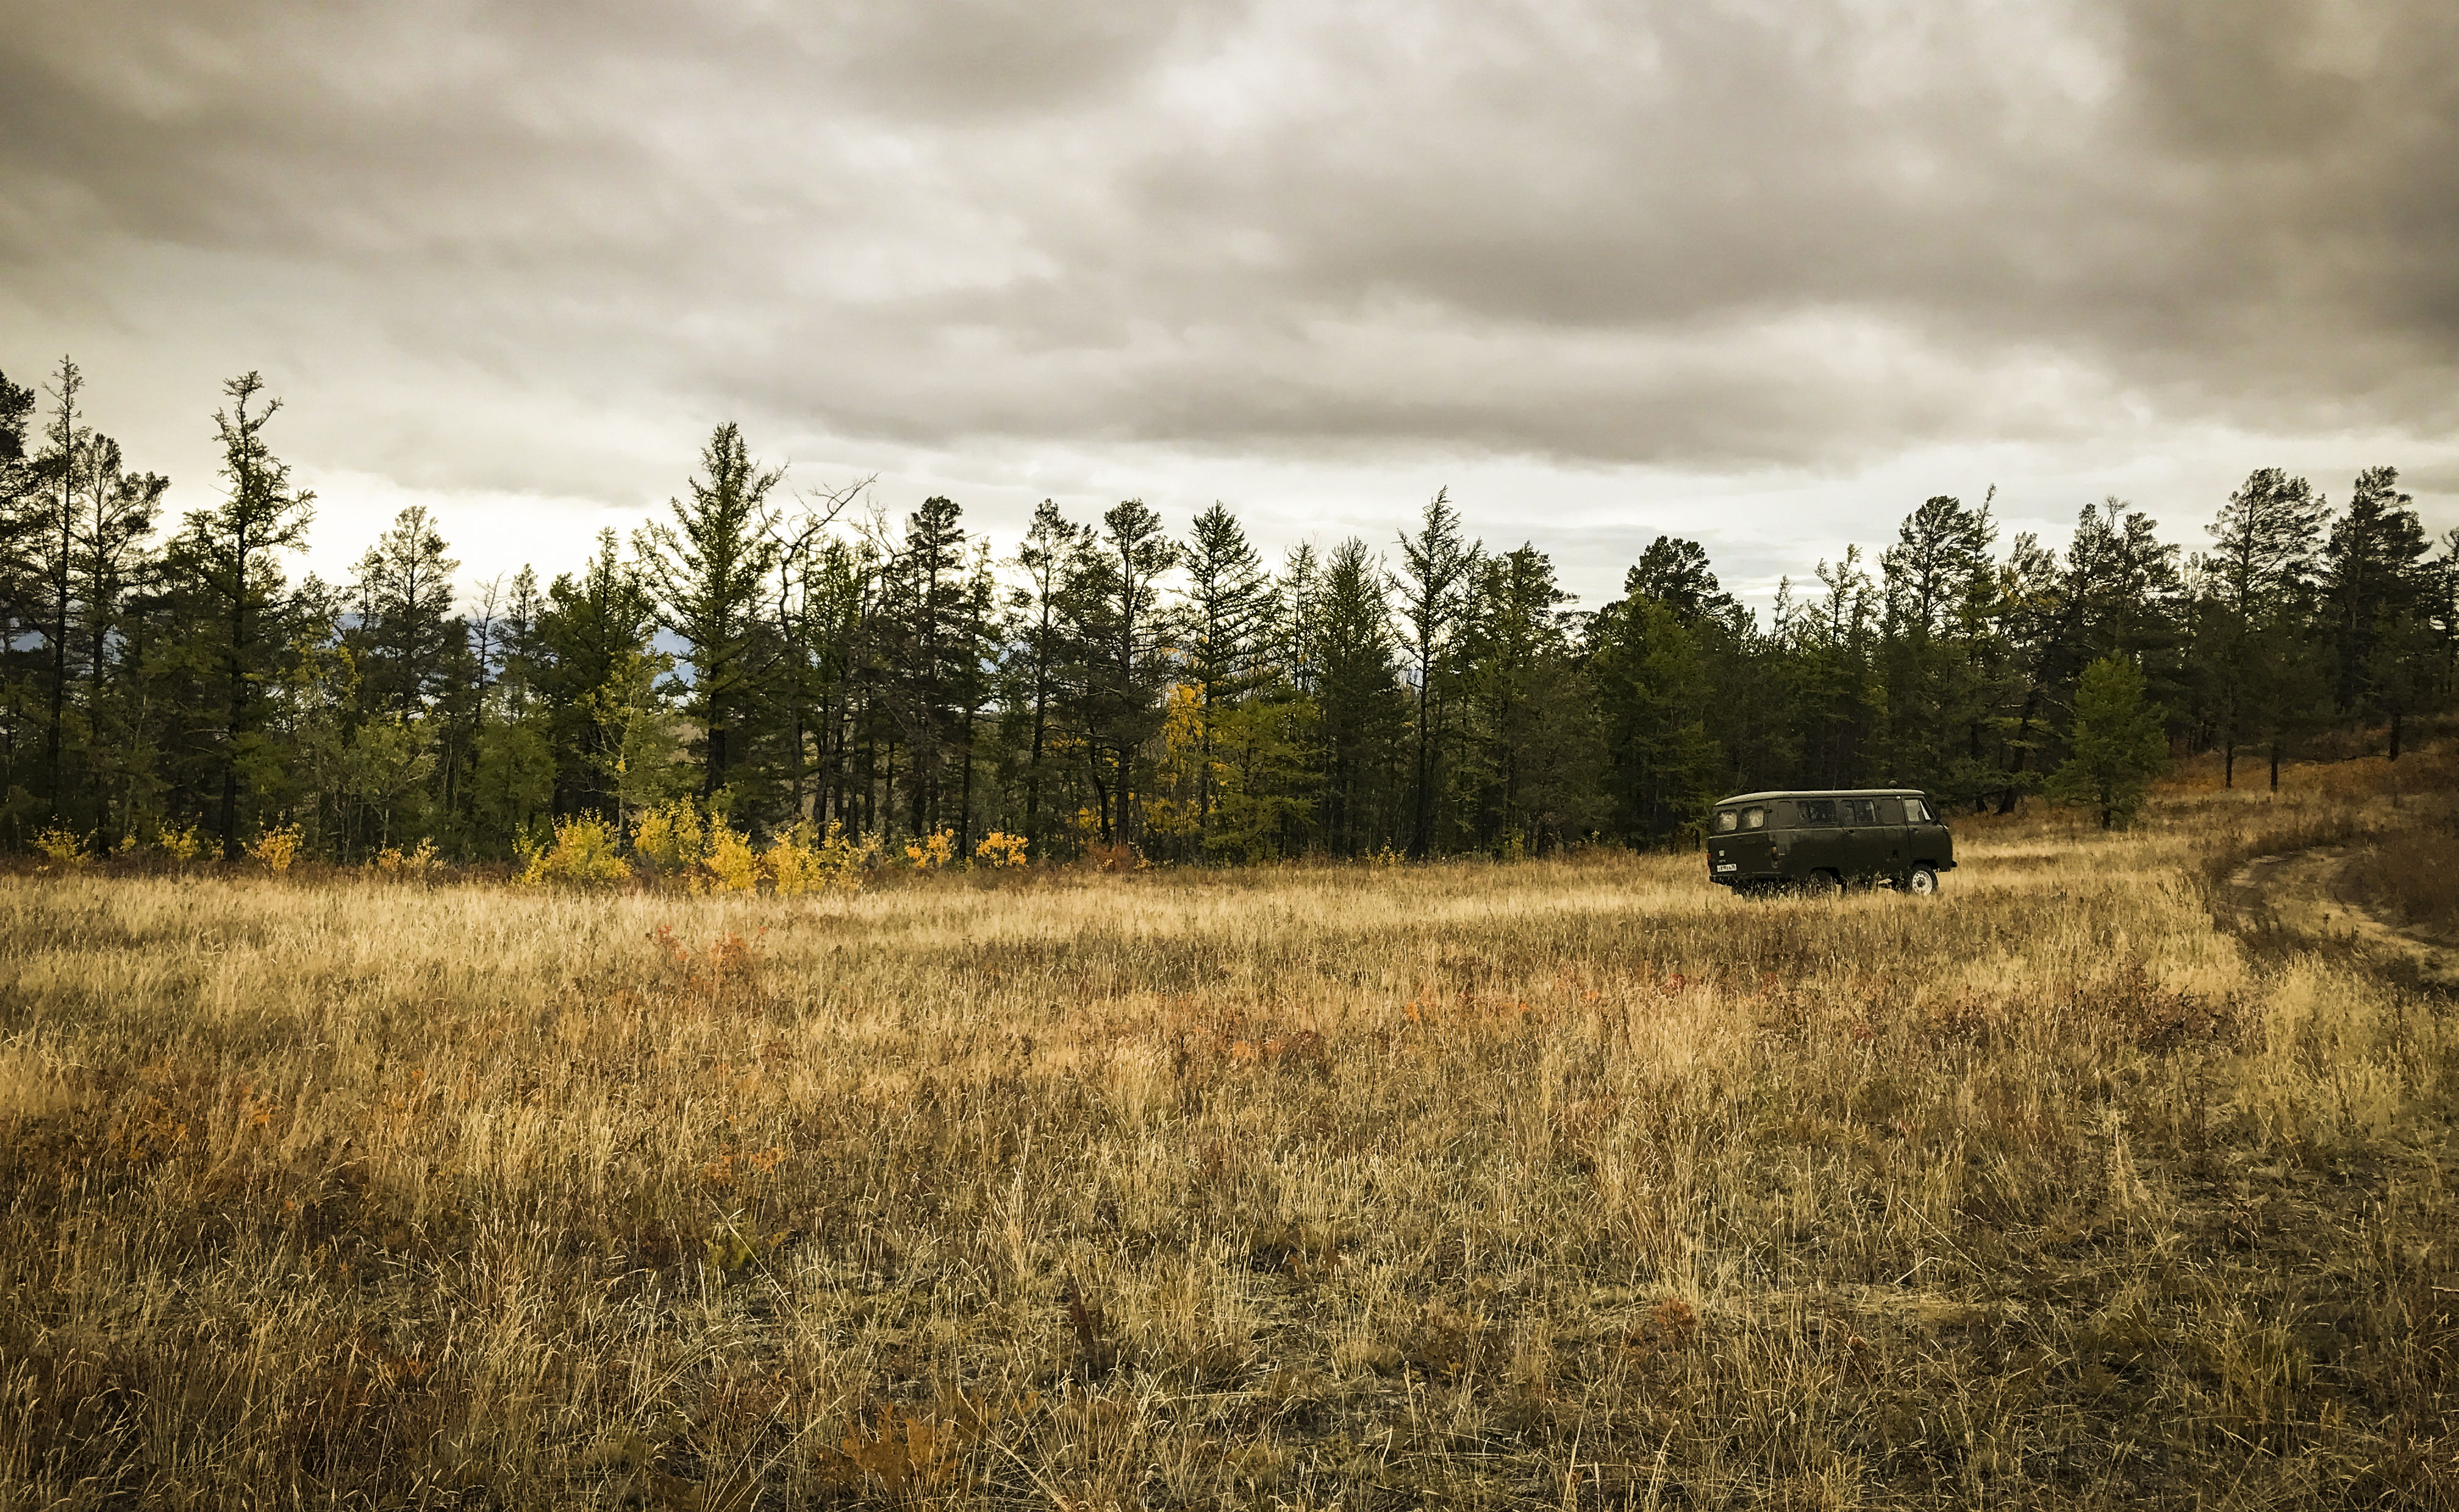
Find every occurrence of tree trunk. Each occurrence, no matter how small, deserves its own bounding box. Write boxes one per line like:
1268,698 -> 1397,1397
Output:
46,521 -> 69,818
956,708 -> 975,858
1026,668 -> 1049,855
221,547 -> 248,861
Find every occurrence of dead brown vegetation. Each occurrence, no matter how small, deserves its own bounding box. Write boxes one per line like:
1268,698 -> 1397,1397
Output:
1,774 -> 2455,1508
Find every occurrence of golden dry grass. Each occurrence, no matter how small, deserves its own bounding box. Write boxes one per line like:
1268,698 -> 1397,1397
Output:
2,780 -> 2455,1508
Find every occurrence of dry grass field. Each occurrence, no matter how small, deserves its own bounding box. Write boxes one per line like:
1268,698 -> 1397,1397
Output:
2,770 -> 2456,1508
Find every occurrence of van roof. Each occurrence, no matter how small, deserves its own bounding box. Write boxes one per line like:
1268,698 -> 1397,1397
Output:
1715,789 -> 1928,805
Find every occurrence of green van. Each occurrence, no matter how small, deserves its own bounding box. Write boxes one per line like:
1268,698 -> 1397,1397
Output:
1706,789 -> 1956,896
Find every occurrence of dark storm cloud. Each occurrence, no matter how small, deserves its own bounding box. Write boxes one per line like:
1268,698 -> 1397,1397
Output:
3,0 -> 2456,476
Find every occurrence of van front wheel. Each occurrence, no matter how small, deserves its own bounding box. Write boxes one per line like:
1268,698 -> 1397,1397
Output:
1906,865 -> 1939,897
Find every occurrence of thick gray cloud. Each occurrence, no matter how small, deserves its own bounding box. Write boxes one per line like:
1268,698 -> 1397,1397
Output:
3,0 -> 2456,598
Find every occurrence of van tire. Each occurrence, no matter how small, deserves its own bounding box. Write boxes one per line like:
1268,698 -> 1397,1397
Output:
1906,865 -> 1938,897
1810,870 -> 1845,899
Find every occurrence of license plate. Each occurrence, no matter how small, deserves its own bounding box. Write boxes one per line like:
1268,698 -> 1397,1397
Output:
1714,863 -> 1737,874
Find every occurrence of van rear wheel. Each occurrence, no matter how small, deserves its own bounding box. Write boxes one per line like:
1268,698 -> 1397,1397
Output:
1809,870 -> 1845,899
1906,865 -> 1938,897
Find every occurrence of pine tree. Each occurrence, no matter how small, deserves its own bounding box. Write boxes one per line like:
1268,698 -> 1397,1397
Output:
0,368 -> 36,830
539,529 -> 660,819
2045,654 -> 2167,828
998,501 -> 1089,856
1457,545 -> 1597,852
1625,536 -> 1737,623
71,433 -> 166,841
2324,466 -> 2432,751
876,496 -> 970,838
351,505 -> 462,716
764,477 -> 868,828
1311,538 -> 1403,855
20,357 -> 87,818
1878,494 -> 1998,802
1790,546 -> 1878,788
164,374 -> 317,858
471,568 -> 556,846
2191,469 -> 2326,785
1075,500 -> 1179,846
635,423 -> 782,801
1392,489 -> 1480,857
1592,576 -> 1720,846
1179,502 -> 1274,852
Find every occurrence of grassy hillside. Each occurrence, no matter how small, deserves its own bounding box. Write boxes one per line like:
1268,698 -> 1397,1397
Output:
1,777 -> 2454,1507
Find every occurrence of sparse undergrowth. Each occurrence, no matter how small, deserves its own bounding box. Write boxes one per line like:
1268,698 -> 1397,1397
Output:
1,782 -> 2455,1508
2344,808 -> 2459,943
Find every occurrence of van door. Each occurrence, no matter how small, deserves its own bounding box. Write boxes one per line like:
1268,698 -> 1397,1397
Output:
1711,804 -> 1778,880
1872,797 -> 1910,879
1790,798 -> 1844,879
1903,794 -> 1953,871
1840,797 -> 1884,879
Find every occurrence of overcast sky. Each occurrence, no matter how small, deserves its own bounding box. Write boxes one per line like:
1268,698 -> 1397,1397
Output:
4,0 -> 2456,613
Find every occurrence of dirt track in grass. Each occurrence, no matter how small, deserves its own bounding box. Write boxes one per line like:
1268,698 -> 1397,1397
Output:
2222,846 -> 2459,990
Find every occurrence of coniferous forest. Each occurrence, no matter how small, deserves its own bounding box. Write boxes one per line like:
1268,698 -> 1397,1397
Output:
2,357 -> 2453,866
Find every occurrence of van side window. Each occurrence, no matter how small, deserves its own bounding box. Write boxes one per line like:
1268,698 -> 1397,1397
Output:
1714,810 -> 1738,833
1844,799 -> 1877,825
1875,798 -> 1903,824
1905,798 -> 1933,823
1798,799 -> 1838,826
1743,807 -> 1767,830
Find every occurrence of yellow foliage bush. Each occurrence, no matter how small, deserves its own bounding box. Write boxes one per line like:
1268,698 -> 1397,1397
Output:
706,824 -> 761,893
631,799 -> 706,875
767,826 -> 823,897
516,816 -> 630,888
818,820 -> 880,889
33,825 -> 90,868
770,820 -> 880,894
975,830 -> 1029,868
905,828 -> 956,870
158,825 -> 204,863
374,839 -> 438,875
248,824 -> 302,874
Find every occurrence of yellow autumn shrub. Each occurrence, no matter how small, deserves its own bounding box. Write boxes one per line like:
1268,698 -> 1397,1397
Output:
516,816 -> 630,888
248,824 -> 302,874
706,824 -> 761,893
905,828 -> 956,870
631,799 -> 707,876
975,831 -> 1029,868
33,825 -> 90,869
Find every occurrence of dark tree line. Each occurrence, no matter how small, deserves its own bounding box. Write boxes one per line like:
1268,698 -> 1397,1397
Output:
5,357 -> 2455,863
